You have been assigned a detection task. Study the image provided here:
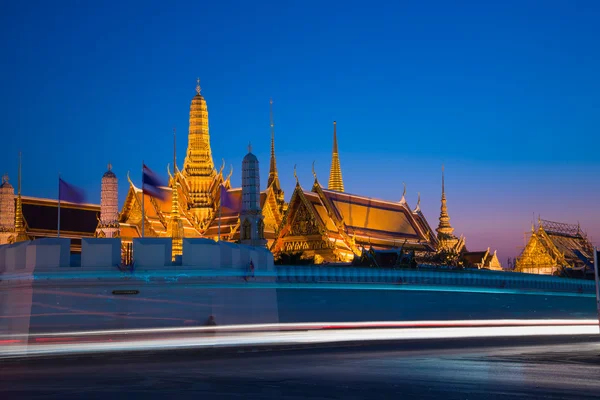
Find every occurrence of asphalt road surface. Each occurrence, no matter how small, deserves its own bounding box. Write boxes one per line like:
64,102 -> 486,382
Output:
2,335 -> 600,399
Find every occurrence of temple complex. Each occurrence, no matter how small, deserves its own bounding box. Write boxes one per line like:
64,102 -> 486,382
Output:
0,80 -> 502,270
515,219 -> 594,276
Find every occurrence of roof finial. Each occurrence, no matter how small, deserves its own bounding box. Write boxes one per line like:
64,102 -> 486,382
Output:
267,97 -> 280,190
294,164 -> 299,185
248,141 -> 252,153
442,164 -> 445,195
2,173 -> 8,184
312,161 -> 317,181
196,77 -> 201,95
107,162 -> 112,171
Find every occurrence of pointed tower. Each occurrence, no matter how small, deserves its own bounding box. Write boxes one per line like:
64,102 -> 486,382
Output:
436,166 -> 454,238
170,129 -> 183,261
14,152 -> 28,242
96,163 -> 120,238
0,174 -> 15,244
267,98 -> 285,205
183,78 -> 217,222
328,121 -> 344,192
240,144 -> 267,247
436,166 -> 464,253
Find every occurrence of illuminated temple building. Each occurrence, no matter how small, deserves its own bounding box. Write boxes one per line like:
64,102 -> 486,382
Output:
515,219 -> 594,277
115,81 -> 286,261
270,122 -> 439,263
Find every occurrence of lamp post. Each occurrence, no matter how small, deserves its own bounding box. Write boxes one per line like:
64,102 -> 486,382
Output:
594,247 -> 599,332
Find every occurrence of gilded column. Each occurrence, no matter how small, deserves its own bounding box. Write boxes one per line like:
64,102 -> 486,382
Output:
170,129 -> 183,261
14,152 -> 28,242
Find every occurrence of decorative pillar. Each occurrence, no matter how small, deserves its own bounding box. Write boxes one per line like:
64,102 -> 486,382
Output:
97,164 -> 120,238
240,145 -> 267,247
0,174 -> 15,244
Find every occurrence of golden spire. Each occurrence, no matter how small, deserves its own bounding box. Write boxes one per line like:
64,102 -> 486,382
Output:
328,121 -> 344,192
436,165 -> 454,238
267,98 -> 280,189
15,152 -> 27,241
183,78 -> 216,218
171,128 -> 183,260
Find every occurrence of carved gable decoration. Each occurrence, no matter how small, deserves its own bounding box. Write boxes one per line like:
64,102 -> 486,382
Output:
290,201 -> 320,236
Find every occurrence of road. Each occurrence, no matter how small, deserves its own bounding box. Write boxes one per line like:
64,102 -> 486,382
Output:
2,335 -> 600,399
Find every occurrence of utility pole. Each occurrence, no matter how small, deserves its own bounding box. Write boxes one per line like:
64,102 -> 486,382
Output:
594,247 -> 599,333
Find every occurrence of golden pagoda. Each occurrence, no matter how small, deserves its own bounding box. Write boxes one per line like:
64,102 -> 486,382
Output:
435,166 -> 465,254
115,82 -> 286,260
328,121 -> 344,192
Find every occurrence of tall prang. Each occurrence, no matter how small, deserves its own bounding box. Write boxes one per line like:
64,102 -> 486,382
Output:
183,78 -> 217,222
96,164 -> 120,238
0,174 -> 15,244
240,144 -> 267,247
328,121 -> 344,192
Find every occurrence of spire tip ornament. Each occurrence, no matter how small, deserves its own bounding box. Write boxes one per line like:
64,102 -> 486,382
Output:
196,77 -> 201,95
294,164 -> 299,185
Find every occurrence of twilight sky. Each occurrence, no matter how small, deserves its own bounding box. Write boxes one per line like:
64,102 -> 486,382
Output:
1,0 -> 599,263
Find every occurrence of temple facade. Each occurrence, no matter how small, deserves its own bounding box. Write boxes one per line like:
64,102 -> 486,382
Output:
515,219 -> 594,276
114,81 -> 286,262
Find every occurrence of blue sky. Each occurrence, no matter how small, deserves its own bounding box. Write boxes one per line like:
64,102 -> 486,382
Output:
1,0 -> 599,261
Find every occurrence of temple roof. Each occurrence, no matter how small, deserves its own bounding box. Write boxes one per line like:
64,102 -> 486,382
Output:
320,189 -> 422,239
20,196 -> 99,235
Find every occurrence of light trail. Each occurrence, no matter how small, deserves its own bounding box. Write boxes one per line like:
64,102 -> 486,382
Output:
0,320 -> 598,359
1,318 -> 597,339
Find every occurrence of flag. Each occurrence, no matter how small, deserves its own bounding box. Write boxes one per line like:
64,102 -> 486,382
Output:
143,164 -> 167,200
220,185 -> 241,211
59,178 -> 86,204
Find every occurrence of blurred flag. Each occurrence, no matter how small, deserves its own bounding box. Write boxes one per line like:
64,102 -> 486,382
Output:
59,178 -> 86,204
220,185 -> 241,211
142,164 -> 167,200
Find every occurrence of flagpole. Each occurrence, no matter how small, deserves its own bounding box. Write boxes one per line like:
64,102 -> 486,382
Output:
57,173 -> 61,238
141,161 -> 145,238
